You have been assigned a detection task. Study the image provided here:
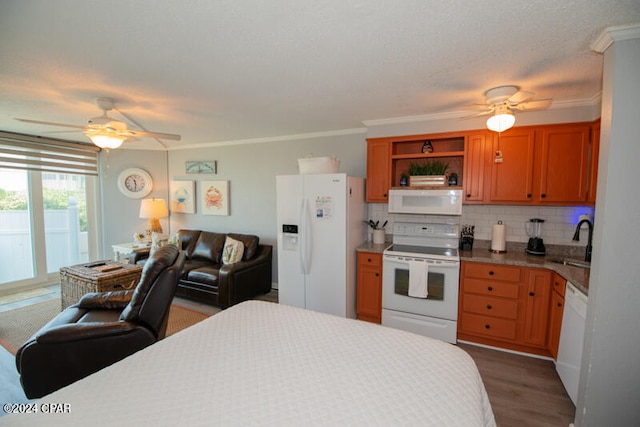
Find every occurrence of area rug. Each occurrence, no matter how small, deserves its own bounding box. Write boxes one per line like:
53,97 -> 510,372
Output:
0,287 -> 54,305
0,299 -> 213,355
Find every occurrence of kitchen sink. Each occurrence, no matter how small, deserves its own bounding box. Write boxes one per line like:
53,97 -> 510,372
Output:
547,258 -> 591,269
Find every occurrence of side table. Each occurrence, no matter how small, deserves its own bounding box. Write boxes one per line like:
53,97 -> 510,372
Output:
112,242 -> 151,262
60,260 -> 143,309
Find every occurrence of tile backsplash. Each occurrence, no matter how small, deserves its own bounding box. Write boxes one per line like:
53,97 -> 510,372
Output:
367,203 -> 595,247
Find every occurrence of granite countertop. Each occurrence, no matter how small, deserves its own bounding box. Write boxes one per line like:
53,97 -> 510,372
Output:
357,239 -> 590,296
356,241 -> 391,254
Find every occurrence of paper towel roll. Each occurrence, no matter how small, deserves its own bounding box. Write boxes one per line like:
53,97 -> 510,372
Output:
491,221 -> 506,253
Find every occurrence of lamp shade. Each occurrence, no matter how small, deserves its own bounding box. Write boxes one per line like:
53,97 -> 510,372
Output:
139,198 -> 168,235
139,198 -> 168,219
486,105 -> 515,132
87,134 -> 125,149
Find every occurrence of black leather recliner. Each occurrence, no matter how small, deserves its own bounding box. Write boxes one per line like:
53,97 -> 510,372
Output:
16,245 -> 185,399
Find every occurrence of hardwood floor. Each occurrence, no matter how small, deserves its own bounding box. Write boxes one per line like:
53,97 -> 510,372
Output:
458,342 -> 575,427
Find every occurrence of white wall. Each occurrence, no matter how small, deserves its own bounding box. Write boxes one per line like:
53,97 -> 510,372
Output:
576,32 -> 640,426
100,132 -> 367,284
99,149 -> 169,256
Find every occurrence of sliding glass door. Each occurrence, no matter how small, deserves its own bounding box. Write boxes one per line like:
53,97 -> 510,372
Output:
0,169 -> 34,283
0,168 -> 99,290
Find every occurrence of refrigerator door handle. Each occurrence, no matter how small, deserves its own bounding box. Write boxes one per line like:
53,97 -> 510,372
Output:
300,198 -> 312,274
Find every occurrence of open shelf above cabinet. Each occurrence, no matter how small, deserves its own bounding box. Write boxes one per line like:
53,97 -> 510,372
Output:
391,151 -> 464,160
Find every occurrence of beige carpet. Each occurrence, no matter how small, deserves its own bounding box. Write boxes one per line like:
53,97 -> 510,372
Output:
0,299 -> 214,355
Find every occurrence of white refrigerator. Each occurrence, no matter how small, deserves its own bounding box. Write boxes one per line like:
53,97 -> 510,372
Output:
276,173 -> 365,318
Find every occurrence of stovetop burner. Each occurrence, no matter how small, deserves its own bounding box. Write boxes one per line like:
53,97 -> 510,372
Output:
385,244 -> 459,260
383,222 -> 460,260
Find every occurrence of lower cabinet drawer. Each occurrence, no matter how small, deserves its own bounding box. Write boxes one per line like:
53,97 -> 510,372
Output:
462,278 -> 520,298
459,312 -> 518,341
462,294 -> 518,319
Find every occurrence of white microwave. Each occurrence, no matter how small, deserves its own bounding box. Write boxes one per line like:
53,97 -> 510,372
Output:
388,189 -> 463,215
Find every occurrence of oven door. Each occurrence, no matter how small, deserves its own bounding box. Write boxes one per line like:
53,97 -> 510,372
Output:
382,254 -> 460,321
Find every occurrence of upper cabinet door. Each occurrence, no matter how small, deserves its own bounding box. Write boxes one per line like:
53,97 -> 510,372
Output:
488,129 -> 536,203
366,139 -> 391,202
463,132 -> 490,203
537,124 -> 590,203
587,122 -> 600,204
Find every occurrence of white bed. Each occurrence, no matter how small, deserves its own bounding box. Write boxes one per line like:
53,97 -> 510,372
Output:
1,301 -> 495,426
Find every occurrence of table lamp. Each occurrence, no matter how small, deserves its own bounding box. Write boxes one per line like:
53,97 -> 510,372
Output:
139,198 -> 168,236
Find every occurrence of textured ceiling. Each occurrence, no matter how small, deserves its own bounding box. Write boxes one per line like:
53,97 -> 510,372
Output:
1,0 -> 639,150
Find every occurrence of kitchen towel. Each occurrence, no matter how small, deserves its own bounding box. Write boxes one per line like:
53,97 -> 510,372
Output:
491,221 -> 507,253
408,260 -> 429,298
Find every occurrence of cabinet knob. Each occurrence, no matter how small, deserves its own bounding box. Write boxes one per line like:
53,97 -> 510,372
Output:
485,324 -> 491,329
487,286 -> 493,291
488,271 -> 494,276
557,302 -> 563,307
383,193 -> 388,198
486,304 -> 492,310
541,193 -> 547,198
529,291 -> 535,297
466,193 -> 471,198
375,273 -> 379,277
367,258 -> 372,262
527,193 -> 532,198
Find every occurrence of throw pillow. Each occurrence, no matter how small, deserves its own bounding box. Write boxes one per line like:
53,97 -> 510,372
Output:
150,232 -> 170,256
167,232 -> 181,250
222,236 -> 244,265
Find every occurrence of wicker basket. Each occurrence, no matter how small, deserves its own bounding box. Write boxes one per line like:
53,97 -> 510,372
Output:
60,260 -> 143,309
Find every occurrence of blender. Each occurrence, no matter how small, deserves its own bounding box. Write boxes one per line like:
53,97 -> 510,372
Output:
525,218 -> 546,256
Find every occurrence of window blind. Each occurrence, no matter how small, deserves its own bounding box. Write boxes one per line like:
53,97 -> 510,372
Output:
0,131 -> 100,176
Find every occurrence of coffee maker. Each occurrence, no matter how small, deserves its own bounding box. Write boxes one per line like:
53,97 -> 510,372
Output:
525,218 -> 546,256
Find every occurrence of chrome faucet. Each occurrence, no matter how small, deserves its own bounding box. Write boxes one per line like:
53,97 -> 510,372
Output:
572,219 -> 593,262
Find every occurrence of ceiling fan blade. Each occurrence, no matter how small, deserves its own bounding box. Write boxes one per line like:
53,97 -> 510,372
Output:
507,90 -> 535,104
15,118 -> 86,129
126,129 -> 182,141
513,99 -> 552,111
43,129 -> 87,134
462,109 -> 495,119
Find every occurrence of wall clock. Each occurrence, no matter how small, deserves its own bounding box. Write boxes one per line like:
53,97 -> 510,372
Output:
117,168 -> 153,199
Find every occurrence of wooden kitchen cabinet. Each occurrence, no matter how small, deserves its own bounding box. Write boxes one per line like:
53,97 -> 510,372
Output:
536,124 -> 590,203
463,132 -> 490,203
487,128 -> 536,203
587,121 -> 600,204
458,262 -> 522,343
522,268 -> 552,348
356,252 -> 383,324
458,261 -> 554,357
365,121 -> 600,206
366,140 -> 392,202
547,272 -> 567,359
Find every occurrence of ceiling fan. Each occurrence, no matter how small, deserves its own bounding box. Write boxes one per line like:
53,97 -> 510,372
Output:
465,86 -> 552,132
16,97 -> 182,149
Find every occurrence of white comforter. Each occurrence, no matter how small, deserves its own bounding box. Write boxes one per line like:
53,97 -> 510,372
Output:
2,301 -> 495,426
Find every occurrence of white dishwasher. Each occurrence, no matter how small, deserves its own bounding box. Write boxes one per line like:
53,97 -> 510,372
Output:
556,281 -> 588,405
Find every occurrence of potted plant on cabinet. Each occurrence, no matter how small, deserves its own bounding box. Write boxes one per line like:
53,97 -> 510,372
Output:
408,160 -> 449,186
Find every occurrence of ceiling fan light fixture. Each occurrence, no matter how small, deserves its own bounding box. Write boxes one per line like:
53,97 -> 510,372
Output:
486,105 -> 515,132
88,133 -> 125,149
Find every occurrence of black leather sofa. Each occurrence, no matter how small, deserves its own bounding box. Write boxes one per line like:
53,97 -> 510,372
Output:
131,229 -> 272,309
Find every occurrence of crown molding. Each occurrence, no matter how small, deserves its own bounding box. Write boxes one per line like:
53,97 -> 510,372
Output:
362,94 -> 602,129
169,127 -> 367,151
592,23 -> 640,53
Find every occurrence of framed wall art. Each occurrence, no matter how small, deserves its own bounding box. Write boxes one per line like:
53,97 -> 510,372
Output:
201,180 -> 229,216
169,180 -> 195,214
186,161 -> 217,174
